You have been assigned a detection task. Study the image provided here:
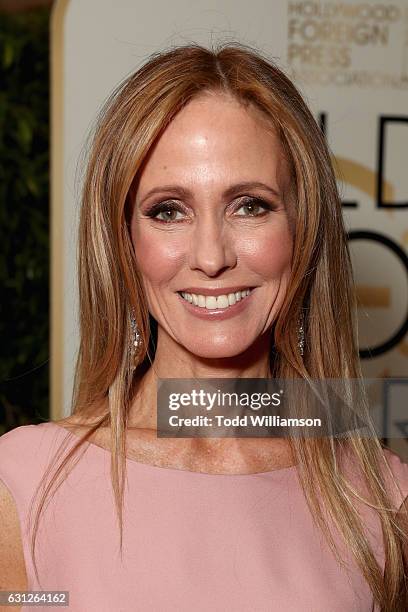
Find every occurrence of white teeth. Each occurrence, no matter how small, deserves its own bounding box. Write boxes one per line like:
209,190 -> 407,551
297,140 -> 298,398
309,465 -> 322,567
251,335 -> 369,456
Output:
180,289 -> 252,310
216,295 -> 229,309
228,293 -> 236,306
205,296 -> 217,309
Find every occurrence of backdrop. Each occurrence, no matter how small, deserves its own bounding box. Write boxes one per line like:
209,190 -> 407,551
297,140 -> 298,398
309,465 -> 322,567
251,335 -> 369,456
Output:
51,0 -> 408,455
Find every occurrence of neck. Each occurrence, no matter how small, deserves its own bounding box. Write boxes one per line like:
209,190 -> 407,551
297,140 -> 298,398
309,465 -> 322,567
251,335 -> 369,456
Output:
129,327 -> 274,428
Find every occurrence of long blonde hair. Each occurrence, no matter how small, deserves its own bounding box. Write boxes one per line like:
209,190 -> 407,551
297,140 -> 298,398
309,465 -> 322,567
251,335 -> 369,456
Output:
31,42 -> 407,608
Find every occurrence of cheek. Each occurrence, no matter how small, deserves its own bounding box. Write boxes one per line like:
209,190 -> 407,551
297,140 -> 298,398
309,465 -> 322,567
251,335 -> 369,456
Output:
238,224 -> 293,278
132,228 -> 185,284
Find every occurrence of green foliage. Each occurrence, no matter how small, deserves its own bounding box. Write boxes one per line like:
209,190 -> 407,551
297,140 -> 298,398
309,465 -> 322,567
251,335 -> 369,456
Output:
0,8 -> 50,433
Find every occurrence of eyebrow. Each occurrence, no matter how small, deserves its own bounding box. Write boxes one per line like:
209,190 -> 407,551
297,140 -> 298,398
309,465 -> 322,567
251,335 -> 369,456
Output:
139,181 -> 282,205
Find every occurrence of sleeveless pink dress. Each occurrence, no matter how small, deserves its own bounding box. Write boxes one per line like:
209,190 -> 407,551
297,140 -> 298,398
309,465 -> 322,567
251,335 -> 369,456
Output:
0,422 -> 407,611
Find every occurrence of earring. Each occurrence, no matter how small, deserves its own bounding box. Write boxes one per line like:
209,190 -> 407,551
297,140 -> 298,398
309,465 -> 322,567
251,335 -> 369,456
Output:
298,312 -> 305,357
130,309 -> 142,369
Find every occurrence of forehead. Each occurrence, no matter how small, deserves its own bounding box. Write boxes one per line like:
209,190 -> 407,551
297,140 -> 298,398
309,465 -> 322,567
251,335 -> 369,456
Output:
136,92 -> 289,192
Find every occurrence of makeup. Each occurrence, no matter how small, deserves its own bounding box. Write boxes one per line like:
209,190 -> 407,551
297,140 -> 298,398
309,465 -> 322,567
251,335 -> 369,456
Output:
176,288 -> 256,321
131,92 -> 293,359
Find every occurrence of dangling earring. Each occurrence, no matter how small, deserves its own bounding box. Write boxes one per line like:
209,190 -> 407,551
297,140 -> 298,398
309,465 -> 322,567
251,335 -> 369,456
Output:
298,312 -> 305,357
130,309 -> 142,370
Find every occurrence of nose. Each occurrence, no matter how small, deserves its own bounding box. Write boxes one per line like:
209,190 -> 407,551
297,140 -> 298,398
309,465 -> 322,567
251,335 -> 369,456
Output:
188,213 -> 237,277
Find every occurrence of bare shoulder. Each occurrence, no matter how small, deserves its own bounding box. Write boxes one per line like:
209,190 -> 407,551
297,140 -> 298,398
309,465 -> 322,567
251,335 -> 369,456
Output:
57,411 -> 110,428
54,415 -> 88,431
55,398 -> 109,435
53,413 -> 109,447
0,477 -> 27,595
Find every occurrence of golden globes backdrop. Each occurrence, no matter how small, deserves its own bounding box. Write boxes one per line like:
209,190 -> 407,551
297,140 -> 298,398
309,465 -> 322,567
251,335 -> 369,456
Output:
51,0 -> 408,456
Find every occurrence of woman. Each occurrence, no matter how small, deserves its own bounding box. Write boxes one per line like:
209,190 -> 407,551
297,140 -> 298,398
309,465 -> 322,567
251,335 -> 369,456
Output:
0,42 -> 407,611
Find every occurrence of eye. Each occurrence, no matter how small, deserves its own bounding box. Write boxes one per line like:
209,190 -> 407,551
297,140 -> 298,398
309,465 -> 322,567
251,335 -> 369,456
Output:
234,196 -> 274,217
144,201 -> 187,223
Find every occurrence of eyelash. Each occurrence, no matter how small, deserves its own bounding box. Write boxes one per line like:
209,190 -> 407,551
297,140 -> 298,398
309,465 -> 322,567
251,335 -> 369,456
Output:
144,197 -> 275,224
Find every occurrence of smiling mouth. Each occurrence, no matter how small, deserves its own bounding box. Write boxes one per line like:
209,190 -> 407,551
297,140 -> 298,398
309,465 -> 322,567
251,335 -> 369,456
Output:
177,288 -> 254,311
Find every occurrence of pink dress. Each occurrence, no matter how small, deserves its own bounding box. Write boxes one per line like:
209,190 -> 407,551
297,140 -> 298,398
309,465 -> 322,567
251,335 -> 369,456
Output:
0,421 -> 407,611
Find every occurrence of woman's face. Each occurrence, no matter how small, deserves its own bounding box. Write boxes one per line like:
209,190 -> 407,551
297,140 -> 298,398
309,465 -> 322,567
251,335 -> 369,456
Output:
131,92 -> 294,358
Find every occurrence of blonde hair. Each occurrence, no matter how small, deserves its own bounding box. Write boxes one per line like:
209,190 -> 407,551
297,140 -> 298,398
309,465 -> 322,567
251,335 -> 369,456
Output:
31,42 -> 407,608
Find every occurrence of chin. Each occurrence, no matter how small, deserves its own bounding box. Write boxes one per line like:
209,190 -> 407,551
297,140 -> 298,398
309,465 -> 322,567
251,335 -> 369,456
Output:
181,336 -> 256,360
